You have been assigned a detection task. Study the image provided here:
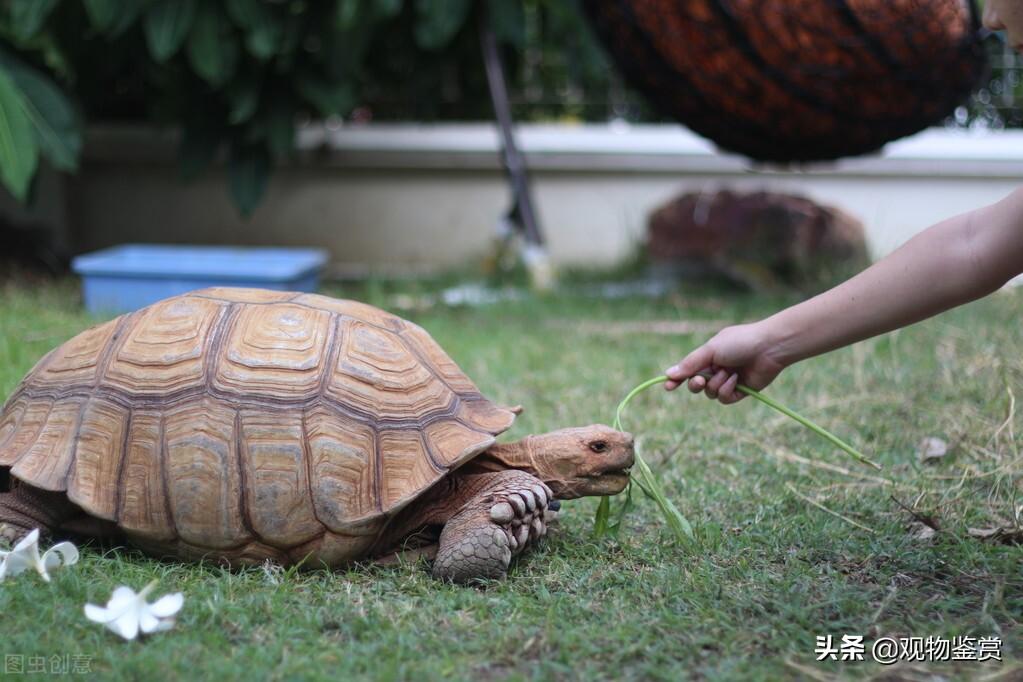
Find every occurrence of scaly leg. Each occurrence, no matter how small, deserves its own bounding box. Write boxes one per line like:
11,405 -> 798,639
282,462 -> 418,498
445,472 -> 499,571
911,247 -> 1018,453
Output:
432,470 -> 552,584
0,484 -> 79,547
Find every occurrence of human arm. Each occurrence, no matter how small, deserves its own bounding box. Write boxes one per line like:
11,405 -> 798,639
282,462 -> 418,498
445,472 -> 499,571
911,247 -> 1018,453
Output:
665,187 -> 1023,403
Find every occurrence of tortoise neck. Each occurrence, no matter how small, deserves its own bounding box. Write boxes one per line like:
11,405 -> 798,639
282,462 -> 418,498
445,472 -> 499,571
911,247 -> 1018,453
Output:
474,436 -> 540,476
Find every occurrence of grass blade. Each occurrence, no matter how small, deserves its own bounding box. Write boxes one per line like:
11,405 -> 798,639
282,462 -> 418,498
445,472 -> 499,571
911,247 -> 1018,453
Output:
595,372 -> 880,541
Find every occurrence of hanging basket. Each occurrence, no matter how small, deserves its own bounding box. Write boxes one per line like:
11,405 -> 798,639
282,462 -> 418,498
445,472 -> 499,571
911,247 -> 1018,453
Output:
582,0 -> 989,162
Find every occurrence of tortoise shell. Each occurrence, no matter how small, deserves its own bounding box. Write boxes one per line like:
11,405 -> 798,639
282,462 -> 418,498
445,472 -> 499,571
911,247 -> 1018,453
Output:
0,288 -> 516,565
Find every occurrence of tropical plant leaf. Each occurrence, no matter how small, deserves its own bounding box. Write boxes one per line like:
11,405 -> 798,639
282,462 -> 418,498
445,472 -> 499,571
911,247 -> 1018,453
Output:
81,0 -> 144,36
225,0 -> 281,60
144,0 -> 197,63
228,80 -> 260,125
265,102 -> 294,158
225,0 -> 262,30
82,0 -> 116,31
486,0 -> 524,49
0,49 -> 80,172
414,0 -> 472,50
0,68 -> 39,201
336,0 -> 360,30
186,5 -> 239,86
374,0 -> 404,19
9,0 -> 59,41
228,143 -> 269,216
245,23 -> 282,60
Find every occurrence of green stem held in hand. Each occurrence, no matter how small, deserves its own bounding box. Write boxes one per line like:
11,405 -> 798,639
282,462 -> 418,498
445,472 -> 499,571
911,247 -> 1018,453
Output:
595,372 -> 881,543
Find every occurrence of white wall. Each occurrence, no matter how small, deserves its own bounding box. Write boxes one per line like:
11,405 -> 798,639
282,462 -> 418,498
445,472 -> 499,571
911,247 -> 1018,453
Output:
65,124 -> 1023,274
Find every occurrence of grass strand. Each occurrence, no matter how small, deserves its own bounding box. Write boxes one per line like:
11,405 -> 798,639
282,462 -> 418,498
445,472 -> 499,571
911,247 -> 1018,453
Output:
596,372 -> 881,539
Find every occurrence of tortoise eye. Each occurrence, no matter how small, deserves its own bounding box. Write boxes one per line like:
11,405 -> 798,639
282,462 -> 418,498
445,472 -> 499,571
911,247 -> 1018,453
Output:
589,440 -> 609,453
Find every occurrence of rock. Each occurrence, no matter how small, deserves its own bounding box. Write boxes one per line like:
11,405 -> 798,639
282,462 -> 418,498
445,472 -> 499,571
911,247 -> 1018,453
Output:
647,189 -> 869,291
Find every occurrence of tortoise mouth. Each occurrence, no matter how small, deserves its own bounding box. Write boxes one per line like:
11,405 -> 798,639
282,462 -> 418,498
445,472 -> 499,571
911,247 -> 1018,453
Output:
584,467 -> 631,479
581,469 -> 632,494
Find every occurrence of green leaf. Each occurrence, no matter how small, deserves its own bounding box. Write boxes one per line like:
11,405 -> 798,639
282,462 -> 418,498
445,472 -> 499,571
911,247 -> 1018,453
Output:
374,0 -> 404,19
186,5 -> 239,86
296,75 -> 354,117
607,481 -> 635,536
0,49 -> 81,172
225,0 -> 281,60
83,0 -> 145,36
144,0 -> 197,63
593,495 -> 610,537
486,0 -> 524,49
225,0 -> 262,30
414,0 -> 472,50
228,82 -> 259,125
245,24 -> 282,60
266,102 -> 294,158
0,68 -> 39,201
228,144 -> 269,216
634,452 -> 694,542
9,0 -> 59,41
83,0 -> 116,30
336,0 -> 360,30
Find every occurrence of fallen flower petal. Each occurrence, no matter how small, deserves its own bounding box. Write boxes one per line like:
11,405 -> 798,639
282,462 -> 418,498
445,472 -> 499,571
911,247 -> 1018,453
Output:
85,581 -> 184,641
0,529 -> 79,582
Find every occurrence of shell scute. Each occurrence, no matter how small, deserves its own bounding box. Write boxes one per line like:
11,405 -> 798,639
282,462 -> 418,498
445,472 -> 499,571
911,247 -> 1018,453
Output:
326,319 -> 452,421
66,399 -> 127,519
117,411 -> 174,540
423,420 -> 496,470
163,399 -> 251,549
32,318 -> 120,389
304,406 -> 379,533
104,296 -> 224,395
291,293 -> 404,332
400,322 -> 480,395
10,399 -> 83,490
238,409 -> 321,547
378,428 -> 441,511
214,303 -> 332,399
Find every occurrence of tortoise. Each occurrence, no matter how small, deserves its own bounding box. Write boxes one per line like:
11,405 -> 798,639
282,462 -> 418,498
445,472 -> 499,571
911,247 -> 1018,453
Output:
0,288 -> 633,582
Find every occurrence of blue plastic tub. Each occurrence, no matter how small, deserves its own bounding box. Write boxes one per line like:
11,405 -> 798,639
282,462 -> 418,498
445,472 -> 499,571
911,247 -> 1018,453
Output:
72,244 -> 329,314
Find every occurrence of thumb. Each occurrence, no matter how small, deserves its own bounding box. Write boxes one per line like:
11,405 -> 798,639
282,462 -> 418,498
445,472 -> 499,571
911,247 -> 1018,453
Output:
665,344 -> 715,381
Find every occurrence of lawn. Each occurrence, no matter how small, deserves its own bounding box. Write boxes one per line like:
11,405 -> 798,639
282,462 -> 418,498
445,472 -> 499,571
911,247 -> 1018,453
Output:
0,277 -> 1020,681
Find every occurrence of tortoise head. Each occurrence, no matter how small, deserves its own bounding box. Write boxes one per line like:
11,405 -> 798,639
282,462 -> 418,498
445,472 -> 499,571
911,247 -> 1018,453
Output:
520,425 -> 635,499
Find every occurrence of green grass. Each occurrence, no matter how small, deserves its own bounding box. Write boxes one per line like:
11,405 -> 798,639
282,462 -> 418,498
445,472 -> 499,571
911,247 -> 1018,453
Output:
0,277 -> 1021,681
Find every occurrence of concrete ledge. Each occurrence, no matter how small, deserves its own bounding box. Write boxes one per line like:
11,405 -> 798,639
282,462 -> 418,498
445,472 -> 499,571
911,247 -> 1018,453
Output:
70,123 -> 1023,270
84,123 -> 1023,178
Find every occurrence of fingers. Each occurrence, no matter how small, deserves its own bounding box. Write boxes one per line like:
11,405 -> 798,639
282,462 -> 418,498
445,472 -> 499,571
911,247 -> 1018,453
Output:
665,345 -> 715,383
717,373 -> 742,404
704,369 -> 729,399
685,371 -> 747,406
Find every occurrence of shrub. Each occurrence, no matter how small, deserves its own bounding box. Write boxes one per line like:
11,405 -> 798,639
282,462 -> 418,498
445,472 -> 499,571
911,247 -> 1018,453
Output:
0,0 -> 623,214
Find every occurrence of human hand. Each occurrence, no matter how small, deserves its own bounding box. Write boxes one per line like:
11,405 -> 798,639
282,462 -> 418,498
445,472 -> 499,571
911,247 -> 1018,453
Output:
663,322 -> 788,404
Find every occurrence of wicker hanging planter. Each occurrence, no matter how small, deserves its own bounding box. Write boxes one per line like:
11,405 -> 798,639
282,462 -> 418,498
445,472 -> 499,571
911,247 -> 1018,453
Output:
582,0 -> 988,162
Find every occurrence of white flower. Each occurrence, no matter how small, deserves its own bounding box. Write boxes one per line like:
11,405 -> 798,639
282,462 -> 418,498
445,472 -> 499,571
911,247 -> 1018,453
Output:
84,581 -> 184,641
0,528 -> 79,582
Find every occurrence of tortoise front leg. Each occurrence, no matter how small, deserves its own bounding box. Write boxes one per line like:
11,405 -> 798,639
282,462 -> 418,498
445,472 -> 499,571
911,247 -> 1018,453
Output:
432,470 -> 552,584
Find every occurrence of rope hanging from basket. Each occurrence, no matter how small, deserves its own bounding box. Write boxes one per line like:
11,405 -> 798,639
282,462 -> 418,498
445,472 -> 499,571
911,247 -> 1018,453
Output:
582,0 -> 989,162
